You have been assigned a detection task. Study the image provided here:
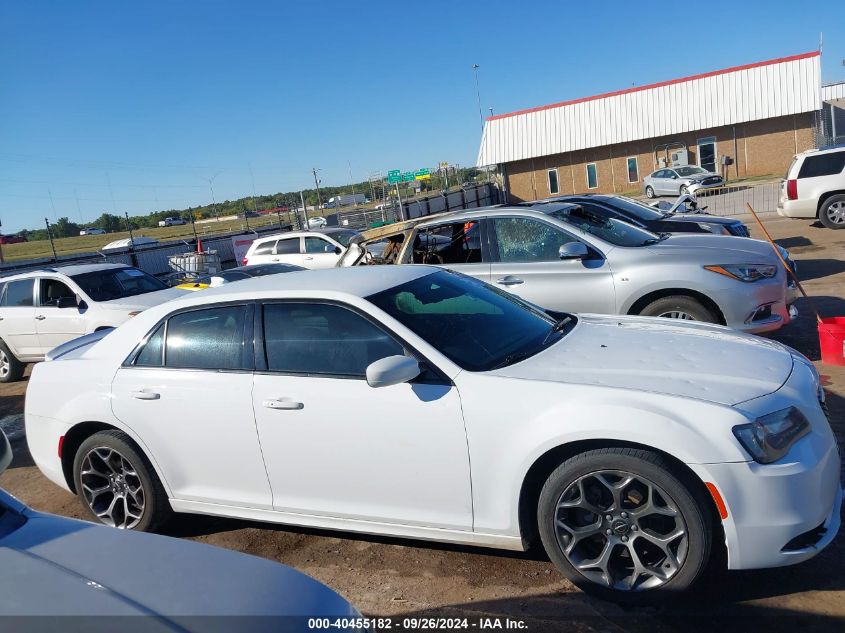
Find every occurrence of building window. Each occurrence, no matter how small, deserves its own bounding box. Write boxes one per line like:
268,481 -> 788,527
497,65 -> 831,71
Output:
547,168 -> 559,195
586,163 -> 598,189
626,157 -> 639,183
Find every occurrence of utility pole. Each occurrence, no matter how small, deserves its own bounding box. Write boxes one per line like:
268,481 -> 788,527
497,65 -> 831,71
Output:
44,218 -> 58,262
0,219 -> 4,263
124,212 -> 135,246
300,191 -> 308,228
188,207 -> 199,244
241,201 -> 251,231
312,168 -> 323,210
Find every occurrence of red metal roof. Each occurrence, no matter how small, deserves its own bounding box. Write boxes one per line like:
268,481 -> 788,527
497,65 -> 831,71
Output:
487,50 -> 820,122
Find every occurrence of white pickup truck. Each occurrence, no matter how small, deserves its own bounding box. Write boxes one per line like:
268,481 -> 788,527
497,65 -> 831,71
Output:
158,216 -> 187,227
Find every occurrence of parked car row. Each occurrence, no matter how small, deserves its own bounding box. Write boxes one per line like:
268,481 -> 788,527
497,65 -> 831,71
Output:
8,194 -> 841,604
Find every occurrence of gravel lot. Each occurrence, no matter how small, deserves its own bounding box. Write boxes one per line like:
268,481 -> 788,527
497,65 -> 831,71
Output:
1,215 -> 843,632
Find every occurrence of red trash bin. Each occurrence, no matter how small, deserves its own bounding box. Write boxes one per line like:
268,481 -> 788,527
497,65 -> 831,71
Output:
818,317 -> 845,366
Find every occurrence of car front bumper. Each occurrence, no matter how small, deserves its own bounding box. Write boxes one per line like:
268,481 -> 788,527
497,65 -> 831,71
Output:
692,439 -> 841,570
712,276 -> 792,334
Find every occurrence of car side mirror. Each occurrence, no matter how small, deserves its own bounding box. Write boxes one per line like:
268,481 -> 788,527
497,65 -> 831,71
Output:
0,429 -> 11,475
57,296 -> 78,308
366,355 -> 420,388
671,174 -> 678,179
559,242 -> 589,260
334,246 -> 342,255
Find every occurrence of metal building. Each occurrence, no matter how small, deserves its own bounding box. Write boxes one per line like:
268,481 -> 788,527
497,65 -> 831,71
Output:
476,51 -> 830,201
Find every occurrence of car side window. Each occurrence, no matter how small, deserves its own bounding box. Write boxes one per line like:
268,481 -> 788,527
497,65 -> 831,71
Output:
493,217 -> 577,263
413,221 -> 482,265
262,302 -> 405,377
304,237 -> 333,254
797,152 -> 845,179
135,323 -> 165,367
165,305 -> 249,370
275,238 -> 300,255
2,279 -> 34,307
252,240 -> 277,256
39,279 -> 76,307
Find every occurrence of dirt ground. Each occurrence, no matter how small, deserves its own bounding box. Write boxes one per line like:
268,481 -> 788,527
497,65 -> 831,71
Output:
1,215 -> 844,632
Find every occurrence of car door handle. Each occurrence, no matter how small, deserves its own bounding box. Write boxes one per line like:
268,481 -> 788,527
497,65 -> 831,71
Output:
262,398 -> 304,410
35,315 -> 46,320
496,276 -> 524,286
131,390 -> 160,400
304,256 -> 314,261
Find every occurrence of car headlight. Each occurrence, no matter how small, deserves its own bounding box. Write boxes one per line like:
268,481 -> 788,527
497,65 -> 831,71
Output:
704,264 -> 777,282
732,406 -> 810,464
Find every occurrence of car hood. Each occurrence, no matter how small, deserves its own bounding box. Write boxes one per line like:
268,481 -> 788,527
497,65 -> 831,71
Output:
0,510 -> 358,619
98,287 -> 187,312
490,313 -> 793,406
649,233 -> 779,261
681,172 -> 719,182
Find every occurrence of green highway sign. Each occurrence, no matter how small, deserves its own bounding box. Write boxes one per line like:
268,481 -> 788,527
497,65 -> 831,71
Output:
414,168 -> 431,181
402,171 -> 415,182
387,169 -> 401,184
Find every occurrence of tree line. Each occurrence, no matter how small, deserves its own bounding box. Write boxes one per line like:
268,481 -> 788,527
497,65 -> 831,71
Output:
14,167 -> 483,240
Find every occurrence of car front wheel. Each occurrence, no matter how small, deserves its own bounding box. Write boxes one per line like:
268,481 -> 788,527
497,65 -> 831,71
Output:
645,186 -> 655,199
679,184 -> 689,195
73,430 -> 171,531
638,295 -> 717,323
818,194 -> 845,229
537,448 -> 712,602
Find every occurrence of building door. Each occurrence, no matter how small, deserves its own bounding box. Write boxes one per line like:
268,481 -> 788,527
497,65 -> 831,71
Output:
697,137 -> 717,173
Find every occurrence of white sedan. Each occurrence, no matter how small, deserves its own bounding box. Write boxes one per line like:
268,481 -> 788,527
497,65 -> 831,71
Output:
25,266 -> 841,601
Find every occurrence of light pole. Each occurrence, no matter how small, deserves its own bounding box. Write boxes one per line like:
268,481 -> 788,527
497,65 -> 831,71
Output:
205,172 -> 222,221
472,64 -> 484,132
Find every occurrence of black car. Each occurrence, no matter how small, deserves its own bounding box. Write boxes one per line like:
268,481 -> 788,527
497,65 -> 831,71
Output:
527,194 -> 750,237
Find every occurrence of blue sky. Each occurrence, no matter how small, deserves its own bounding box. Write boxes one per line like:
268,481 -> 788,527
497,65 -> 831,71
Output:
1,0 -> 844,232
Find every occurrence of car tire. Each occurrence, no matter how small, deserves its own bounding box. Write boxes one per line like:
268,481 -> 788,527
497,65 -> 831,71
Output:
638,295 -> 718,323
645,186 -> 655,199
73,430 -> 172,532
679,185 -> 689,196
818,194 -> 845,229
537,447 -> 712,603
0,340 -> 25,383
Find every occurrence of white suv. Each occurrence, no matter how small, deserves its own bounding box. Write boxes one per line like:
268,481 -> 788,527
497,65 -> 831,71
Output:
0,263 -> 180,382
778,146 -> 845,228
242,228 -> 358,269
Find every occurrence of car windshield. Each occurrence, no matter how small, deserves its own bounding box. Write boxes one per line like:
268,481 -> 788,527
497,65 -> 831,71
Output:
675,166 -> 707,176
367,270 -> 573,372
545,208 -> 663,247
72,267 -> 168,301
327,230 -> 358,247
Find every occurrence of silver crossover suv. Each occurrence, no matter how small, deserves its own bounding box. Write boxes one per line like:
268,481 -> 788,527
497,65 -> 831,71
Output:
339,205 -> 795,334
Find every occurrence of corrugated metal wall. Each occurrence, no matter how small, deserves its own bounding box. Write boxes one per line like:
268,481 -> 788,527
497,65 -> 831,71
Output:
478,52 -> 821,166
823,81 -> 845,101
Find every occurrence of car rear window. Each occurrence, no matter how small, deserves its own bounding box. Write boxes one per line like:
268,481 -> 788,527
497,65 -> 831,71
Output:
797,152 -> 845,179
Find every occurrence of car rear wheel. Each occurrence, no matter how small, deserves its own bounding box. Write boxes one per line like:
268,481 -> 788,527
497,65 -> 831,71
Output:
818,195 -> 845,229
0,341 -> 25,383
73,430 -> 171,531
638,295 -> 717,323
537,448 -> 712,602
645,186 -> 655,199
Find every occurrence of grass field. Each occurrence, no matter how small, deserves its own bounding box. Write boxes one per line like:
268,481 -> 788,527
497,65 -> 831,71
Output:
0,213 -> 298,263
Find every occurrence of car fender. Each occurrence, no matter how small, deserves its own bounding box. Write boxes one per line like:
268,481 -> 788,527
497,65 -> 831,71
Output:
455,373 -> 748,536
614,272 -> 731,317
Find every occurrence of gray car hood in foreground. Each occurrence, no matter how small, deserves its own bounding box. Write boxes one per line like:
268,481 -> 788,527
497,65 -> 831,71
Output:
491,314 -> 793,406
0,506 -> 357,624
649,233 -> 779,261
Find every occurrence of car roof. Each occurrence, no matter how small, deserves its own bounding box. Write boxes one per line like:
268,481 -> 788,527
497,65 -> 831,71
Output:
796,144 -> 845,158
167,265 -> 438,305
253,228 -> 355,242
0,262 -> 129,281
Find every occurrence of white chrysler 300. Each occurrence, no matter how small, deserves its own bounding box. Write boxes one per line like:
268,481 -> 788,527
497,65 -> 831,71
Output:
25,266 -> 841,601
